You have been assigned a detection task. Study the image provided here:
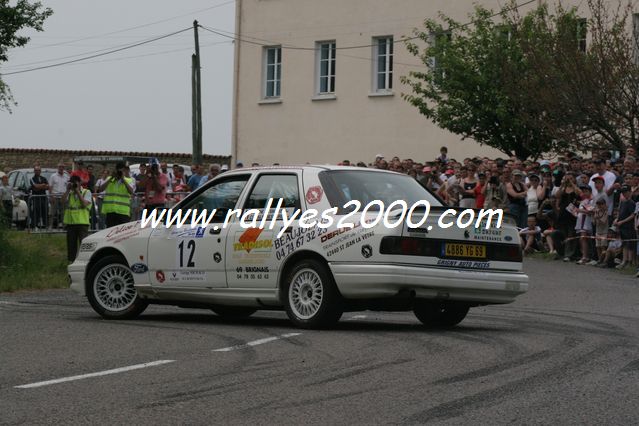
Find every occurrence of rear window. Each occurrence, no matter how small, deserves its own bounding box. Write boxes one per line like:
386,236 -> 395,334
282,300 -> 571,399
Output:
318,170 -> 443,210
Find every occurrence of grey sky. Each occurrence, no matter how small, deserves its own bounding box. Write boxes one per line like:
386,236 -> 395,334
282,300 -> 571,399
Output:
0,0 -> 235,155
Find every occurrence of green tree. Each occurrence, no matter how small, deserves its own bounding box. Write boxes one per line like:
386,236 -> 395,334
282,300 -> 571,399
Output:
401,3 -> 574,160
0,0 -> 53,112
515,0 -> 639,153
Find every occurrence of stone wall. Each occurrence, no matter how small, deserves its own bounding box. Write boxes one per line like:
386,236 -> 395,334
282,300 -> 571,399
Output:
0,148 -> 231,174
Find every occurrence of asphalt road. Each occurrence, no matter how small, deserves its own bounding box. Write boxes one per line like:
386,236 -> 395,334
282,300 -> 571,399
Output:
1,258 -> 638,425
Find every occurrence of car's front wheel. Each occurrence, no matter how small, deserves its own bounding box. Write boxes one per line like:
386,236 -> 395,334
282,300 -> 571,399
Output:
413,300 -> 469,328
283,259 -> 343,329
86,255 -> 148,319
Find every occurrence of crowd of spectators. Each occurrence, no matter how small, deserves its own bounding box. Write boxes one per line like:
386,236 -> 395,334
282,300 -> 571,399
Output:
0,160 -> 233,231
3,147 -> 639,276
349,147 -> 639,275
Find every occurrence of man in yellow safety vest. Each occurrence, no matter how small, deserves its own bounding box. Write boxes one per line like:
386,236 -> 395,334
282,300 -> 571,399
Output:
64,175 -> 93,262
99,162 -> 134,228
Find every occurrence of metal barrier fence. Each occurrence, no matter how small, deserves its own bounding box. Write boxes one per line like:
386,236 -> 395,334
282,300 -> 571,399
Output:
11,192 -> 190,233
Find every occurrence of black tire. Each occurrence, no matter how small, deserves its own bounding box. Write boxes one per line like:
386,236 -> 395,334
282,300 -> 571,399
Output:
211,306 -> 257,318
413,300 -> 469,328
282,259 -> 343,329
86,254 -> 148,319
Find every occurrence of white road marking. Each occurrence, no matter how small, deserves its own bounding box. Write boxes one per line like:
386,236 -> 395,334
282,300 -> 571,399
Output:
212,333 -> 301,352
349,315 -> 368,320
15,360 -> 176,389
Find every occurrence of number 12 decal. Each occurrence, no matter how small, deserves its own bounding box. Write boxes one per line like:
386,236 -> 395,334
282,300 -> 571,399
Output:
178,240 -> 196,267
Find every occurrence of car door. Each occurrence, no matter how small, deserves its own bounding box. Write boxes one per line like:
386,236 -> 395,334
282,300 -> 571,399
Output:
148,174 -> 251,289
225,172 -> 303,289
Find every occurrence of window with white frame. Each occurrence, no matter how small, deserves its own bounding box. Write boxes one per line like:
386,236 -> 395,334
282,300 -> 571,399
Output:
428,31 -> 452,81
316,41 -> 336,94
577,18 -> 587,53
263,46 -> 281,98
373,36 -> 393,92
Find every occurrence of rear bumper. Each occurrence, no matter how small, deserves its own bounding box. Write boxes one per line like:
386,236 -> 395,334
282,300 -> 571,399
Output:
329,263 -> 528,304
68,260 -> 88,296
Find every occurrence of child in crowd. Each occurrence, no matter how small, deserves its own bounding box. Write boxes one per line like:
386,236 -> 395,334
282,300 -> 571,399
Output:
593,197 -> 609,266
575,185 -> 594,264
540,210 -> 557,255
600,228 -> 623,268
520,216 -> 542,254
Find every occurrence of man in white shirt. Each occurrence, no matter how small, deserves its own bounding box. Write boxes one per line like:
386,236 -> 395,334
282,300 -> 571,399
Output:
199,163 -> 221,186
49,163 -> 69,228
591,176 -> 613,217
589,159 -> 618,198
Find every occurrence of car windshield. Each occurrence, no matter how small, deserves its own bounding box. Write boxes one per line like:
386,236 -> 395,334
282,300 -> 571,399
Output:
318,170 -> 443,210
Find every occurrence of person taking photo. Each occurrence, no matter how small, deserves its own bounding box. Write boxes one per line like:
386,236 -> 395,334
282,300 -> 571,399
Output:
98,162 -> 134,227
63,175 -> 92,263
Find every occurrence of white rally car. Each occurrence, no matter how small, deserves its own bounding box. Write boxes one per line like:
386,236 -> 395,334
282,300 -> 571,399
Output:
69,166 -> 528,329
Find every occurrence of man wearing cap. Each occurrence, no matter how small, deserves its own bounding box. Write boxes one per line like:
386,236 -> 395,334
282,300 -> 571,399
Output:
568,157 -> 582,174
440,168 -> 454,183
50,163 -> 69,228
419,166 -> 435,190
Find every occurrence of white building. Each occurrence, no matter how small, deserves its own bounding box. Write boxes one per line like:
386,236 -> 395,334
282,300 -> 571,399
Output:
231,0 -> 585,165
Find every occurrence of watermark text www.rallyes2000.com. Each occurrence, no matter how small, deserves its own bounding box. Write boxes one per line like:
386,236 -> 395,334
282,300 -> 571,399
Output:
140,198 -> 505,239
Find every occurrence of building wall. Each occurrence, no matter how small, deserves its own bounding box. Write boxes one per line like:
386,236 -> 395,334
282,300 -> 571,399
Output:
233,0 -> 575,165
0,148 -> 230,175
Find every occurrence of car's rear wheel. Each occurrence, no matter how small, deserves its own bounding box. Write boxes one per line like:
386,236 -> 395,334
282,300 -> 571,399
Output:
283,259 -> 343,329
86,255 -> 148,319
413,300 -> 469,328
211,306 -> 257,318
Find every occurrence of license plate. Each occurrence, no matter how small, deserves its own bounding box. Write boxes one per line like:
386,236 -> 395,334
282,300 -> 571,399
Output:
443,243 -> 486,259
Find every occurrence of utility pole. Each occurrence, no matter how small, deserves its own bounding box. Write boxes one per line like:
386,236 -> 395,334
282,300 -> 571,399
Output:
191,54 -> 198,163
192,20 -> 203,165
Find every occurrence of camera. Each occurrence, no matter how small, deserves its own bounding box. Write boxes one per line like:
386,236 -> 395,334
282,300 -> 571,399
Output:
489,176 -> 499,185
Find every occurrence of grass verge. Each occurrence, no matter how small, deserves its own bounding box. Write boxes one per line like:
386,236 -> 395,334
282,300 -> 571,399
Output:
0,231 -> 69,292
